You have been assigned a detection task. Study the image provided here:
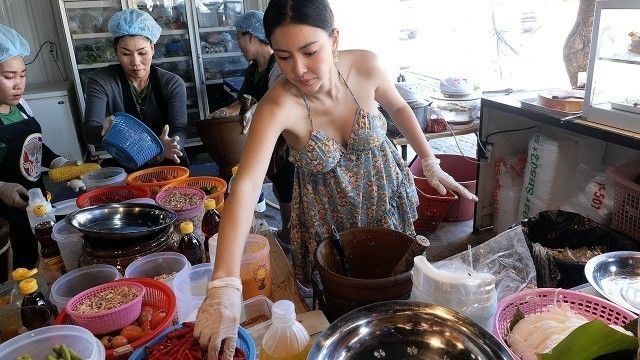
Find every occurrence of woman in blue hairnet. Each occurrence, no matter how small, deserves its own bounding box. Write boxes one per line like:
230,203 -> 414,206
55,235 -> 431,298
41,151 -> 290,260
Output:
0,24 -> 82,269
82,9 -> 187,168
210,10 -> 295,251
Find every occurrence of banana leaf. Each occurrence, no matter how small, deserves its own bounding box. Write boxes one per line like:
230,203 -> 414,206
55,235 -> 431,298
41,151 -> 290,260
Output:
537,319 -> 638,360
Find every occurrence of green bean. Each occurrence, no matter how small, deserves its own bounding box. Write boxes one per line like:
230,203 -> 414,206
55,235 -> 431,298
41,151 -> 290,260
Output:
52,345 -> 61,356
60,344 -> 71,360
45,355 -> 58,360
67,348 -> 83,360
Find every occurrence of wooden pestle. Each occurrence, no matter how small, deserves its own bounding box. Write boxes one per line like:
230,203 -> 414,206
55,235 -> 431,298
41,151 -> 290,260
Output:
388,235 -> 429,277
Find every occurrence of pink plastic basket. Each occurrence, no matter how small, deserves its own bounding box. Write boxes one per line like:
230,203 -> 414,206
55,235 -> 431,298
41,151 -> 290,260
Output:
493,288 -> 636,359
607,161 -> 640,241
65,281 -> 146,335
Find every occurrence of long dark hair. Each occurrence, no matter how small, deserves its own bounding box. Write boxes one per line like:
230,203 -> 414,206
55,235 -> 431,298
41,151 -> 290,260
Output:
263,0 -> 335,43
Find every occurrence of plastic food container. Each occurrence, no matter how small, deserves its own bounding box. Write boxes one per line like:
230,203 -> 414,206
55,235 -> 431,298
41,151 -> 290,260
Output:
0,325 -> 105,360
207,233 -> 271,300
49,264 -> 122,313
172,263 -> 212,322
240,295 -> 274,347
51,220 -> 84,271
82,167 -> 127,191
124,252 -> 191,288
50,198 -> 79,223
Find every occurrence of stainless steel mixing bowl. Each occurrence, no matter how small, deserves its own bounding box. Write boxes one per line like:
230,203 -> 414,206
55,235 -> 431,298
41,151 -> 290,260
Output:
585,251 -> 640,314
308,300 -> 513,360
66,203 -> 176,242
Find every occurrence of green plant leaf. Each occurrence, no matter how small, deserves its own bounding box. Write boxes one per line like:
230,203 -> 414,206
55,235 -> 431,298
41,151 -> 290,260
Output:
536,319 -> 638,360
509,307 -> 525,332
623,317 -> 638,338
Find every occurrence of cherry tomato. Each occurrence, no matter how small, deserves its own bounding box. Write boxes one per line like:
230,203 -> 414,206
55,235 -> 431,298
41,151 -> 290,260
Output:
150,310 -> 167,330
120,325 -> 144,342
137,310 -> 152,327
100,335 -> 113,350
111,335 -> 129,349
141,305 -> 154,315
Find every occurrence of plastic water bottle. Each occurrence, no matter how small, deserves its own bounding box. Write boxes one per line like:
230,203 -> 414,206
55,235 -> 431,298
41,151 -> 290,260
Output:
25,188 -> 53,234
228,165 -> 266,213
260,300 -> 311,360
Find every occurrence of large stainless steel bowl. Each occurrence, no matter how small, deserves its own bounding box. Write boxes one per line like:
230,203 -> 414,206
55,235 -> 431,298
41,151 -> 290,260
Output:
585,251 -> 640,314
66,203 -> 176,242
308,300 -> 514,360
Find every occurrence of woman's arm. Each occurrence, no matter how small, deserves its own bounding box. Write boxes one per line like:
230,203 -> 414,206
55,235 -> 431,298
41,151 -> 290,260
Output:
82,73 -> 111,145
369,53 -> 434,160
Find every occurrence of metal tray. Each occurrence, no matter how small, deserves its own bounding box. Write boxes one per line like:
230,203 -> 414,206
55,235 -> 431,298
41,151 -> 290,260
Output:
584,251 -> 640,314
610,100 -> 640,115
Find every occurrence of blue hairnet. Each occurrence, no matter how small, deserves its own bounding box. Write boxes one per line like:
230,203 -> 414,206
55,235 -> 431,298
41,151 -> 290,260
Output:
108,9 -> 162,43
234,11 -> 267,43
0,24 -> 29,62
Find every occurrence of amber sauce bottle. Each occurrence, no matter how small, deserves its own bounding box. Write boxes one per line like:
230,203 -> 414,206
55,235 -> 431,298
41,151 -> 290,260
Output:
201,199 -> 221,260
19,278 -> 58,330
178,221 -> 205,265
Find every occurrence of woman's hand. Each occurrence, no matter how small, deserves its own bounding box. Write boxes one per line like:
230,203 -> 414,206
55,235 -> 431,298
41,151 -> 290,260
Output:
100,115 -> 115,136
159,125 -> 183,163
242,104 -> 257,134
208,107 -> 229,119
0,181 -> 28,208
194,277 -> 242,360
421,157 -> 478,201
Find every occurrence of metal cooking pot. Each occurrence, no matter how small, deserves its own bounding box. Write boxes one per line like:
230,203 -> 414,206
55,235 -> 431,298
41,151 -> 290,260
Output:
308,300 -> 514,359
382,99 -> 430,133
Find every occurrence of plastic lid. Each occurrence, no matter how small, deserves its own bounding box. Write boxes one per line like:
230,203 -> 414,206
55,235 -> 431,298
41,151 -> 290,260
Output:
180,221 -> 194,234
19,278 -> 38,294
11,267 -> 38,281
232,165 -> 239,175
33,204 -> 47,216
272,300 -> 295,323
204,199 -> 217,210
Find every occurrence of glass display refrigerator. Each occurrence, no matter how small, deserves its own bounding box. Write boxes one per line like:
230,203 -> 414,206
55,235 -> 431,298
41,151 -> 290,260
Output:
58,0 -> 247,159
584,0 -> 640,134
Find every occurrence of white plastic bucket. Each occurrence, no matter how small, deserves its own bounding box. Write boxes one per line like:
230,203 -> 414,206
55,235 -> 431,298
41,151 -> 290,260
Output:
0,325 -> 105,359
50,264 -> 122,313
172,263 -> 212,322
51,220 -> 83,271
125,252 -> 191,288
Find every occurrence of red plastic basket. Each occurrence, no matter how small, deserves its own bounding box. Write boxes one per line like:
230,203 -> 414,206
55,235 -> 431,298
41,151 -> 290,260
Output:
607,161 -> 640,241
76,185 -> 152,208
126,166 -> 190,197
155,186 -> 206,212
64,281 -> 145,335
413,177 -> 457,233
55,277 -> 178,360
493,288 -> 636,359
159,176 -> 227,211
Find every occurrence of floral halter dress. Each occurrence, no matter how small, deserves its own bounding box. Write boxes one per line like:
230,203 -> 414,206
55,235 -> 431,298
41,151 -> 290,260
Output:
288,68 -> 419,284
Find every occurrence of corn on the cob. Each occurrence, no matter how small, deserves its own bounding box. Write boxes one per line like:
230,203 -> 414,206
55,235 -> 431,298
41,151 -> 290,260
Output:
48,163 -> 101,183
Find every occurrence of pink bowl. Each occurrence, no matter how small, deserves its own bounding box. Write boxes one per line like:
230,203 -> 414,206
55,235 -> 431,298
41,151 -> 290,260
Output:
65,281 -> 145,335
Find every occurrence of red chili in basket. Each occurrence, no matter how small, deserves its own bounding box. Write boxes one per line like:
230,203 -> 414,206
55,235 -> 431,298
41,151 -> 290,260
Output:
143,322 -> 246,360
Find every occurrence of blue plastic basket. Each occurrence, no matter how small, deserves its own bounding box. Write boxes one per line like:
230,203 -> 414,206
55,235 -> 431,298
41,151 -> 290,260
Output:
102,112 -> 163,169
128,324 -> 256,360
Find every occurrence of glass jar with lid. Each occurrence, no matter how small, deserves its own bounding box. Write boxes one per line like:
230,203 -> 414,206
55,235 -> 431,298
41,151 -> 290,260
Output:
429,92 -> 480,125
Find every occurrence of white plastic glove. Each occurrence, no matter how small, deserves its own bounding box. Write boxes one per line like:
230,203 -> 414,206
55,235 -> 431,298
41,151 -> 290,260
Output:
100,115 -> 115,136
159,125 -> 183,163
421,157 -> 478,201
208,107 -> 228,119
242,103 -> 257,134
194,277 -> 242,360
0,181 -> 28,208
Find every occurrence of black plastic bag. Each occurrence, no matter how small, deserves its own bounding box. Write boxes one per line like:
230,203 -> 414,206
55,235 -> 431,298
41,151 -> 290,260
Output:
520,210 -> 640,288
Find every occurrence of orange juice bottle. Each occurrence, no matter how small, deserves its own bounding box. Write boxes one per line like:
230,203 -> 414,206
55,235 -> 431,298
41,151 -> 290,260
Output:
260,300 -> 311,360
